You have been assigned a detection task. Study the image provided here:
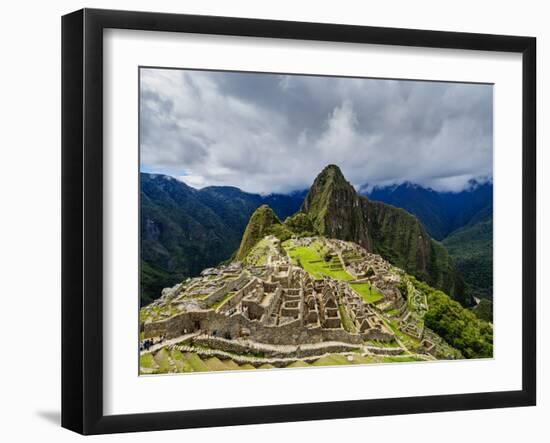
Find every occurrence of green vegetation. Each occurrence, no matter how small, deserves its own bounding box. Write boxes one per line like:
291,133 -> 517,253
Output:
301,165 -> 371,247
443,207 -> 493,301
364,339 -> 400,348
298,164 -> 466,305
139,173 -> 303,306
258,364 -> 275,369
284,212 -> 317,237
384,308 -> 400,316
140,349 -> 430,375
140,260 -> 176,306
379,355 -> 422,363
140,353 -> 158,370
204,357 -> 230,371
185,353 -> 211,372
170,349 -> 194,372
154,348 -> 174,373
243,237 -> 271,266
366,182 -> 493,242
411,277 -> 493,358
284,242 -> 353,281
235,205 -> 292,261
397,280 -> 409,298
141,165 -> 470,309
350,282 -> 384,304
369,201 -> 468,306
472,298 -> 494,323
383,318 -> 422,351
239,364 -> 256,370
210,292 -> 237,311
312,355 -> 350,366
286,360 -> 310,368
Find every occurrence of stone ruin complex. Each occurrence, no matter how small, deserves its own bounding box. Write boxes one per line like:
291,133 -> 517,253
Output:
140,236 -> 457,373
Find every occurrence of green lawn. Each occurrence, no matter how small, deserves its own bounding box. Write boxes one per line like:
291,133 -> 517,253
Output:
140,353 -> 158,369
153,348 -> 174,373
383,319 -> 422,351
170,349 -> 194,372
350,282 -> 384,304
285,244 -> 354,281
204,357 -> 231,371
185,352 -> 210,372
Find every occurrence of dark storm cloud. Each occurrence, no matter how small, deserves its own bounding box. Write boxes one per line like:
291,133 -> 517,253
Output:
140,68 -> 493,193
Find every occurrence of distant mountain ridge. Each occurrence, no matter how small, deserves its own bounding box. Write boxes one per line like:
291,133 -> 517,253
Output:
140,173 -> 304,305
443,206 -> 493,299
141,167 -> 473,308
361,180 -> 493,300
362,181 -> 493,240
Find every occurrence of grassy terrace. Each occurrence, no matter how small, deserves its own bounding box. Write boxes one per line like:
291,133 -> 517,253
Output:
284,242 -> 354,281
140,303 -> 180,323
210,291 -> 237,311
245,237 -> 272,266
142,340 -> 423,375
383,318 -> 422,351
139,350 -> 426,374
350,282 -> 384,304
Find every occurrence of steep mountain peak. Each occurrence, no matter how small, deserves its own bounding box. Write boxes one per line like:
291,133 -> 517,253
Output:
252,204 -> 278,220
313,164 -> 348,187
301,165 -> 371,248
235,205 -> 291,261
297,165 -> 467,304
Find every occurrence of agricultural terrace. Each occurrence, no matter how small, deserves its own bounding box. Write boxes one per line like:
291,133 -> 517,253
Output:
140,347 -> 426,375
283,239 -> 386,305
283,240 -> 354,281
350,282 -> 384,304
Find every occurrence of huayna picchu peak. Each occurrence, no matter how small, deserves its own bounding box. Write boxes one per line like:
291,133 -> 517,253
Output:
301,164 -> 372,250
298,165 -> 468,306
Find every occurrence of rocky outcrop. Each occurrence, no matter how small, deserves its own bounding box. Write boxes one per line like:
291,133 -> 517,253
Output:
235,205 -> 291,261
301,165 -> 373,250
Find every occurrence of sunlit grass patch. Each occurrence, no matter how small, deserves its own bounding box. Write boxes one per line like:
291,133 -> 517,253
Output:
350,282 -> 384,304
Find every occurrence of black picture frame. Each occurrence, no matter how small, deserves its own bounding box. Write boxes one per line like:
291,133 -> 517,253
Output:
61,8 -> 537,435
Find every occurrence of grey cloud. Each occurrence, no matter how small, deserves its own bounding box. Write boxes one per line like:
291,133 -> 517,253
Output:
140,68 -> 493,194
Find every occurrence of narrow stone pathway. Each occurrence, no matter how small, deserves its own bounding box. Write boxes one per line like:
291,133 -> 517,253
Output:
141,332 -> 200,355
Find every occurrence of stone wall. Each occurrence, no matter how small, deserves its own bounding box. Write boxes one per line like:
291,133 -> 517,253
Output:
144,309 -> 368,345
201,272 -> 249,307
190,335 -> 361,358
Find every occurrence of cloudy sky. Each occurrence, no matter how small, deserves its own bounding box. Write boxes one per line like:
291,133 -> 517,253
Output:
140,68 -> 493,194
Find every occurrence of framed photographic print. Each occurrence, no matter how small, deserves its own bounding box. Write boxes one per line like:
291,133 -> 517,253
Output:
61,8 -> 536,435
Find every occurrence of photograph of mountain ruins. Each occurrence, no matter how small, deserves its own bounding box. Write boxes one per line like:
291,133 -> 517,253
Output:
139,68 -> 494,375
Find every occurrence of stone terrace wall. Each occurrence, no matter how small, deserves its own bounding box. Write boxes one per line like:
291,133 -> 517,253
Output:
191,335 -> 361,358
201,272 -> 249,307
144,310 -> 367,346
